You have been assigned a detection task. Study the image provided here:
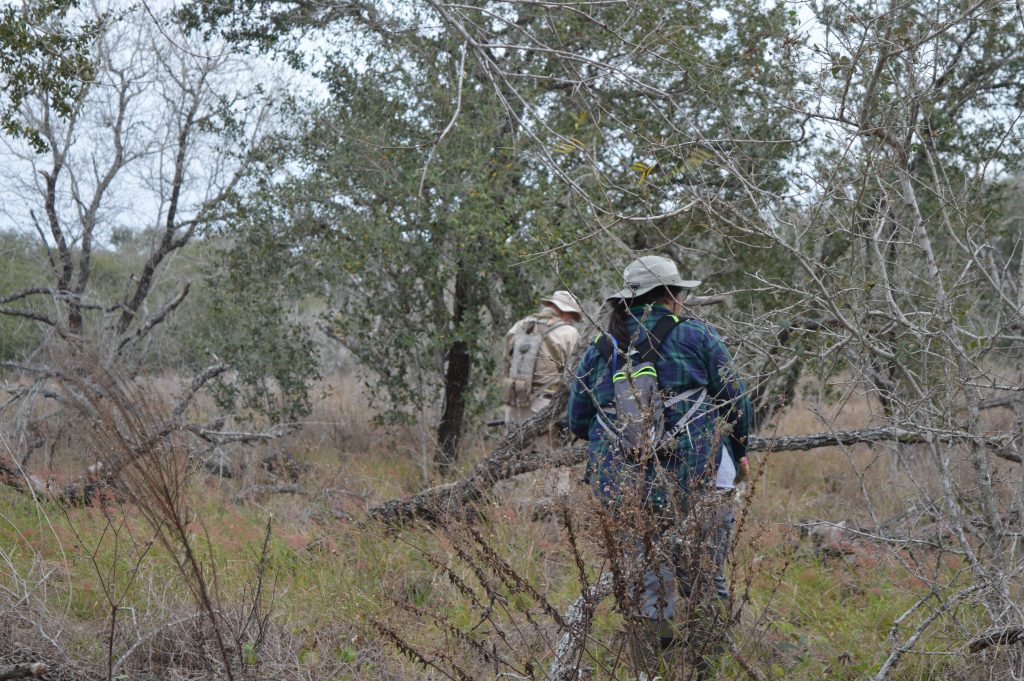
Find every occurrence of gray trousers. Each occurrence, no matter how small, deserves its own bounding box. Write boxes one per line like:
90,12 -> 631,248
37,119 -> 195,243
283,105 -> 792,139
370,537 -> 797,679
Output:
636,494 -> 735,620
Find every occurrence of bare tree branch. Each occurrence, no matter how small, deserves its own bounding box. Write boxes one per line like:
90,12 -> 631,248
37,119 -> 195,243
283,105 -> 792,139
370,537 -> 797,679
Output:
171,361 -> 228,421
183,423 -> 294,445
116,282 -> 191,353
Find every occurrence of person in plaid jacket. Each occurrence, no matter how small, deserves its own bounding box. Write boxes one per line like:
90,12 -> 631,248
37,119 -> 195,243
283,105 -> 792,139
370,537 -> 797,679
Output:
567,255 -> 751,677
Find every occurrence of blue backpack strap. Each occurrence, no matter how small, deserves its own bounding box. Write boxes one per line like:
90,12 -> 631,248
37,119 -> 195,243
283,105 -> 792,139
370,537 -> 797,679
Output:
594,333 -> 620,374
635,314 -> 685,362
596,315 -> 684,374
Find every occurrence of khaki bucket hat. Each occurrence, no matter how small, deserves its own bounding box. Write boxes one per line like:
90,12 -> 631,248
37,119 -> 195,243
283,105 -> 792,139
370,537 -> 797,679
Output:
541,290 -> 583,316
606,255 -> 701,300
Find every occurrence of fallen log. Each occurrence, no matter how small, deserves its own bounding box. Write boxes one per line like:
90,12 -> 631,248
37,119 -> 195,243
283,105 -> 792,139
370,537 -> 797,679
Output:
369,390 -> 574,524
0,663 -> 47,679
368,412 -> 1018,525
968,625 -> 1024,653
0,456 -> 107,504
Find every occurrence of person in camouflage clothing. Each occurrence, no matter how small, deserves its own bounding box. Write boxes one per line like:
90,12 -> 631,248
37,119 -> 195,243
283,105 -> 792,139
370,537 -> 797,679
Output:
502,290 -> 582,450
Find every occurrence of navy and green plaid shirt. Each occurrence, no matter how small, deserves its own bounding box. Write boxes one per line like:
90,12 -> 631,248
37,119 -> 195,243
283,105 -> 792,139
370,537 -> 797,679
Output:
568,304 -> 751,501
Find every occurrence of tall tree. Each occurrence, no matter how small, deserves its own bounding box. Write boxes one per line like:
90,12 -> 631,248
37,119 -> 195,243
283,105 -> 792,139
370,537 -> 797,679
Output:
192,0 -> 801,470
0,0 -> 99,151
0,4 -> 316,473
224,21 -> 574,470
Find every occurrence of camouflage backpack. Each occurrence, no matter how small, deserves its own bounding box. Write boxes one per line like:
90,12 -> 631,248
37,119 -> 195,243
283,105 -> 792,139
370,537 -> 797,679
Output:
502,318 -> 569,408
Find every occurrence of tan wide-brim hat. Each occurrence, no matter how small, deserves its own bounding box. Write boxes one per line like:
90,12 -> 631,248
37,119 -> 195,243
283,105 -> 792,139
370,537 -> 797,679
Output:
606,255 -> 701,300
541,290 -> 583,316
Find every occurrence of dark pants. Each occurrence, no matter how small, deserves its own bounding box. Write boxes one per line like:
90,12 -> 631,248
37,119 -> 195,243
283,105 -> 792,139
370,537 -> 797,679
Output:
635,492 -> 735,620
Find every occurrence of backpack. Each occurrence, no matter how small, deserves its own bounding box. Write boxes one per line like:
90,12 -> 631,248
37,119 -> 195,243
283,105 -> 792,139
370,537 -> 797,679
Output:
592,315 -> 707,459
501,318 -> 569,408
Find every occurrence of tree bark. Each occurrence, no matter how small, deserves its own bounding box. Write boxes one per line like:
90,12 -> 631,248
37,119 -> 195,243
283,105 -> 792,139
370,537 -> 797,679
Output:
435,338 -> 471,471
435,266 -> 471,472
0,662 -> 47,679
968,626 -> 1024,653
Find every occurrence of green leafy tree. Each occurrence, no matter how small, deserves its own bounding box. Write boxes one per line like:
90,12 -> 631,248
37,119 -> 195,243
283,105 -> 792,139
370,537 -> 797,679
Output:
225,36 -> 580,468
191,0 -> 803,469
0,0 -> 99,152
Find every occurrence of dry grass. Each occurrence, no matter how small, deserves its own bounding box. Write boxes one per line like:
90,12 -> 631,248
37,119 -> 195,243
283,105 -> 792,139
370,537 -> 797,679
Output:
0,369 -> 1006,679
752,385 -> 892,523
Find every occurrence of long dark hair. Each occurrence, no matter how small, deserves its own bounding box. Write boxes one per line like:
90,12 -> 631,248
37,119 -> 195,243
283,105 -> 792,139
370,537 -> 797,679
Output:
605,285 -> 682,345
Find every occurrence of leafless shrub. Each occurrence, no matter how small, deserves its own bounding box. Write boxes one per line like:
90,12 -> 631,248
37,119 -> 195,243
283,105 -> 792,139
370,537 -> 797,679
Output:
52,355 -> 238,679
371,462 -> 780,681
61,506 -> 153,681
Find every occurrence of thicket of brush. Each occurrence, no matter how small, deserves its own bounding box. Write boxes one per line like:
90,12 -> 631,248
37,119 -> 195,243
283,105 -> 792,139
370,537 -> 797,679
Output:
0,364 -> 1015,680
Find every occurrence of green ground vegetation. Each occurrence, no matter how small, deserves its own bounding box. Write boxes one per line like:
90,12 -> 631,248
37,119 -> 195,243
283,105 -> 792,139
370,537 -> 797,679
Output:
0,399 -> 981,680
